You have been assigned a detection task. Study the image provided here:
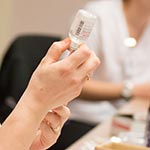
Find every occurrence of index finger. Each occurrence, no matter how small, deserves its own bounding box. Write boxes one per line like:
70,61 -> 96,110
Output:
61,44 -> 92,69
45,38 -> 71,63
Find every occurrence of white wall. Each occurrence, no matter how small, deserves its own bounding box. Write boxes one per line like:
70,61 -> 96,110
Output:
0,0 -> 90,62
0,0 -> 12,61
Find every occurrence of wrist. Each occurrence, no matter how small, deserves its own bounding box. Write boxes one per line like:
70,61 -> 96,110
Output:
21,89 -> 51,119
121,82 -> 134,101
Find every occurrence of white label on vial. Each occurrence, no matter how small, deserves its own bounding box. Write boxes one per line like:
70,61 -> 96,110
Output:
70,14 -> 96,41
69,9 -> 97,51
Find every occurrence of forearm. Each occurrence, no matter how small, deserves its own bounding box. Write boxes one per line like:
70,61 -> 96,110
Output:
79,80 -> 123,101
0,89 -> 50,150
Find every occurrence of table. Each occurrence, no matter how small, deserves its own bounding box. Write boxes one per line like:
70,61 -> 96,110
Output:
67,98 -> 150,150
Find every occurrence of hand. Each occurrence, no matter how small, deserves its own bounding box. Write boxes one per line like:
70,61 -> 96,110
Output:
133,83 -> 150,99
0,39 -> 99,150
29,106 -> 70,150
25,38 -> 100,109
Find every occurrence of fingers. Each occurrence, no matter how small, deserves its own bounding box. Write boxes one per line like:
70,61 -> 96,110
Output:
45,38 -> 71,63
61,44 -> 91,69
78,51 -> 100,78
53,106 -> 71,123
43,112 -> 61,132
44,106 -> 70,133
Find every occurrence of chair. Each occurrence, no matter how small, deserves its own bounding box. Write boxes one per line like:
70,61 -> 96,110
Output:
0,34 -> 61,123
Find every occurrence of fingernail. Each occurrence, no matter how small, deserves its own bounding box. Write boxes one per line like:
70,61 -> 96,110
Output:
63,38 -> 71,44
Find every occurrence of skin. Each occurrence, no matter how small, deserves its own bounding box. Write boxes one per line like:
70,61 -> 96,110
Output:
80,0 -> 150,101
0,38 -> 100,150
123,0 -> 150,41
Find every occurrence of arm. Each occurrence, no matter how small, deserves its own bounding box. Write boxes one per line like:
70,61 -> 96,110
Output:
80,80 -> 150,101
0,38 -> 100,150
80,80 -> 123,101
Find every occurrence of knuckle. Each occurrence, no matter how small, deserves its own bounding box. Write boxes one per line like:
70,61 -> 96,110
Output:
80,45 -> 91,57
51,41 -> 61,51
90,52 -> 101,66
40,56 -> 47,65
82,48 -> 91,57
59,66 -> 71,76
64,107 -> 71,118
93,57 -> 101,66
70,77 -> 80,85
97,57 -> 101,65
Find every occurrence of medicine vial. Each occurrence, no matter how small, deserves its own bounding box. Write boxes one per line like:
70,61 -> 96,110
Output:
69,9 -> 97,51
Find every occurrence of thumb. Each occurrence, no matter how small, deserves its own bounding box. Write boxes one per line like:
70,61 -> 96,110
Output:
46,38 -> 71,63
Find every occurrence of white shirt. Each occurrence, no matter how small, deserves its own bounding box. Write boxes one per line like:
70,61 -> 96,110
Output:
69,0 -> 150,124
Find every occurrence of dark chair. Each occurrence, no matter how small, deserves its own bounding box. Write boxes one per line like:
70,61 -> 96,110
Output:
0,34 -> 61,123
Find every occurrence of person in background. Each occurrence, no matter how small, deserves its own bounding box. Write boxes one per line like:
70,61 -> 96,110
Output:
51,0 -> 150,149
0,38 -> 100,150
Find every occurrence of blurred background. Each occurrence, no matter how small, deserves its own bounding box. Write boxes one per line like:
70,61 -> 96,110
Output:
0,0 -> 90,63
0,1 -> 150,149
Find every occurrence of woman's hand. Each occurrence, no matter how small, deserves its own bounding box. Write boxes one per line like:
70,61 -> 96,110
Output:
30,106 -> 70,150
25,38 -> 100,110
0,38 -> 100,150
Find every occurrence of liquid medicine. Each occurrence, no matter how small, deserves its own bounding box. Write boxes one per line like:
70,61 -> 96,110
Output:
69,9 -> 97,51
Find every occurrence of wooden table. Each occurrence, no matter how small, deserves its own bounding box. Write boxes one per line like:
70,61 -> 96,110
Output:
67,99 -> 150,150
